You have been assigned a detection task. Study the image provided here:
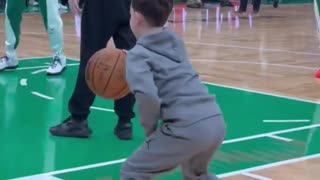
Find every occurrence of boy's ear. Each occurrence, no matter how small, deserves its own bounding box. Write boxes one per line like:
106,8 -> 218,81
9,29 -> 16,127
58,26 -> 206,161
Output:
134,11 -> 144,25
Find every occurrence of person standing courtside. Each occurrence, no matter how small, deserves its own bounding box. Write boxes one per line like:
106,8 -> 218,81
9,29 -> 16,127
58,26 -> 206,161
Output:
237,0 -> 279,14
0,0 -> 66,75
49,0 -> 136,140
237,0 -> 261,14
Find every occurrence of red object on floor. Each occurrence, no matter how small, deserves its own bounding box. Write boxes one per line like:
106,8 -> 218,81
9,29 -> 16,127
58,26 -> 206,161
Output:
315,70 -> 320,78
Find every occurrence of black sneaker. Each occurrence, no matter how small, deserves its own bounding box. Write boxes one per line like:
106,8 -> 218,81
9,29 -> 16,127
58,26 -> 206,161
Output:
114,122 -> 133,140
49,117 -> 92,138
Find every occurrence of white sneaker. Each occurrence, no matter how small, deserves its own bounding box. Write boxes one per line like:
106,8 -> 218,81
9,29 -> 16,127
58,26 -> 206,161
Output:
46,55 -> 67,76
0,56 -> 18,72
59,3 -> 68,10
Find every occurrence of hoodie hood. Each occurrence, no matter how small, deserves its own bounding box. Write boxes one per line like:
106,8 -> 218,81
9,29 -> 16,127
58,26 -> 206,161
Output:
136,28 -> 186,63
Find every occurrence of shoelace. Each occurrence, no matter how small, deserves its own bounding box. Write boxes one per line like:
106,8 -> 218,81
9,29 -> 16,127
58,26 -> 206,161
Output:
50,57 -> 61,69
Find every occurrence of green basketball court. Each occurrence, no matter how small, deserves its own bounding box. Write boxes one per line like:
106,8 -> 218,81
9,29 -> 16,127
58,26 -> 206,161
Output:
0,58 -> 319,179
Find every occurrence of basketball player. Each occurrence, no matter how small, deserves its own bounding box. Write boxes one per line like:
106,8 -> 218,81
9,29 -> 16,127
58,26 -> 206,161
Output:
121,0 -> 226,179
0,0 -> 66,75
49,0 -> 136,140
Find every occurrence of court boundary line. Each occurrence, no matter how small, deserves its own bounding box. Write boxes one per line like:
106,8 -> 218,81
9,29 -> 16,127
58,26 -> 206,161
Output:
31,92 -> 54,100
9,159 -> 127,180
11,124 -> 320,179
204,81 -> 320,104
3,28 -> 320,56
217,153 -> 320,178
241,172 -> 271,180
16,57 -> 320,104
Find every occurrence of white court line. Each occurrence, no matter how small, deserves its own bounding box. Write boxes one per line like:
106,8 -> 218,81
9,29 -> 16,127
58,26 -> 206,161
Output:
191,59 -> 317,70
223,124 -> 320,144
203,81 -> 320,104
31,92 -> 54,100
263,119 -> 311,123
217,153 -> 320,178
9,159 -> 127,180
19,56 -> 52,61
17,65 -> 50,71
186,41 -> 320,56
90,106 -> 115,112
16,63 -> 79,71
11,175 -> 63,180
16,57 -> 319,104
267,135 -> 293,142
6,32 -> 319,56
20,79 -> 28,86
241,172 -> 272,180
11,124 -> 320,179
31,69 -> 47,75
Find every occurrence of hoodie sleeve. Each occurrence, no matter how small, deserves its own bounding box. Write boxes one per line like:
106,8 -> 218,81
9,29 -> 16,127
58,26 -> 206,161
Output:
126,49 -> 161,137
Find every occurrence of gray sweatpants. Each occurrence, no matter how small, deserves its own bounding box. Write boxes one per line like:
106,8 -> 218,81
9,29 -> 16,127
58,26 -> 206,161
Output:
121,115 -> 226,180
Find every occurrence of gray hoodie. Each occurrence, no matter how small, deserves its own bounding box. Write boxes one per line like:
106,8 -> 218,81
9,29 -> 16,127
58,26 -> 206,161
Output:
126,28 -> 222,136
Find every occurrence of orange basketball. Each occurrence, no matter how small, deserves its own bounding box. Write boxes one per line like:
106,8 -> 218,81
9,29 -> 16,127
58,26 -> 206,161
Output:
85,48 -> 130,100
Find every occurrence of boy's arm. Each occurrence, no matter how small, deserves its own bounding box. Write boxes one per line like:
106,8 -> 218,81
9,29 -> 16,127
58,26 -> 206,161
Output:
126,50 -> 161,137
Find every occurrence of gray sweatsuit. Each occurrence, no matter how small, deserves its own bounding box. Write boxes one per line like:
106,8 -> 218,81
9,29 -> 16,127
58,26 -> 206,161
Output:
122,28 -> 226,180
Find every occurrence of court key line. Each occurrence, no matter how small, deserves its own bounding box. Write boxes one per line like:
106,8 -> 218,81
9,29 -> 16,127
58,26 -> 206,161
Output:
31,69 -> 48,75
204,81 -> 320,105
16,58 -> 319,105
11,124 -> 320,179
16,63 -> 79,71
263,119 -> 311,123
90,106 -> 115,112
31,92 -> 54,100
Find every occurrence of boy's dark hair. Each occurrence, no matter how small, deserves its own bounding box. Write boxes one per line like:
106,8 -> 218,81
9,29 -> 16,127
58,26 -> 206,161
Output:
131,0 -> 173,27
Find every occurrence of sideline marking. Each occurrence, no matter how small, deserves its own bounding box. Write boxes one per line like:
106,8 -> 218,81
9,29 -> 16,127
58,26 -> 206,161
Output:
31,92 -> 54,100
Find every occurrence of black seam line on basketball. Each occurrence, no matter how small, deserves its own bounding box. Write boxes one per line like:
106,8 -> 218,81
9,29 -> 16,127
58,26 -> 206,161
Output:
103,52 -> 121,93
111,67 -> 128,98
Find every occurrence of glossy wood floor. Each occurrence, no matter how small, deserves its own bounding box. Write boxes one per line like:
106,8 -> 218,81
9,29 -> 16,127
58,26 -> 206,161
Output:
0,3 -> 320,180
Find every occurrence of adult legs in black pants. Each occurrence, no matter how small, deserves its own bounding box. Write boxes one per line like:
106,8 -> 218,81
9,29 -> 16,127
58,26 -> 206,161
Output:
238,0 -> 261,14
49,0 -> 136,140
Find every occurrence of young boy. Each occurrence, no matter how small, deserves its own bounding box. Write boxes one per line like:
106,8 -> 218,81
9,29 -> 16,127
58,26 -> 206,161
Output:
121,0 -> 226,179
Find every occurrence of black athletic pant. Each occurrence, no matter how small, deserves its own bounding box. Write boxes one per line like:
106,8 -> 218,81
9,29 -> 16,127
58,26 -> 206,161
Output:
69,0 -> 136,122
239,0 -> 261,12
